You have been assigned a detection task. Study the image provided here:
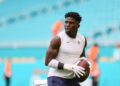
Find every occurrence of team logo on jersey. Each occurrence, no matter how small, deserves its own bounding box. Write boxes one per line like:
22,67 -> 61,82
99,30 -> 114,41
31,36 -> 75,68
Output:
78,41 -> 80,44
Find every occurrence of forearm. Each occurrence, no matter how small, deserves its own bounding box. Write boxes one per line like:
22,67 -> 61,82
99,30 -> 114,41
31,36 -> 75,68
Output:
48,58 -> 85,78
47,59 -> 78,71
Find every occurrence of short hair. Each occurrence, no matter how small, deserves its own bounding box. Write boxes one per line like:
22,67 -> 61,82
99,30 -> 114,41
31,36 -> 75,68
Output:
65,12 -> 82,23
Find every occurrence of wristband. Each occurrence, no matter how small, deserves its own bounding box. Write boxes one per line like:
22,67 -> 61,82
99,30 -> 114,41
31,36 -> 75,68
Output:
48,59 -> 59,68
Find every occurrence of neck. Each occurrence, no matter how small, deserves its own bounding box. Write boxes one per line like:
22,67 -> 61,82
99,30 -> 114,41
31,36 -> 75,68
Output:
66,32 -> 77,38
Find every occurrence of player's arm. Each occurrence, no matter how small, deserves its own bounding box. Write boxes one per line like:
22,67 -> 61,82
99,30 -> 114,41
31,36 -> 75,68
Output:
80,37 -> 87,57
45,36 -> 64,69
80,37 -> 91,68
45,36 -> 85,78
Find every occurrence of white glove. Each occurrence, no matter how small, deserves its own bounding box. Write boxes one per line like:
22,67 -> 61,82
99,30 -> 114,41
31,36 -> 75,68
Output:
64,63 -> 85,78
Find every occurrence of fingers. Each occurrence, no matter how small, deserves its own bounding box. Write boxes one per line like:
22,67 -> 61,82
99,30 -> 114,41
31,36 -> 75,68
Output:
75,71 -> 81,78
72,65 -> 86,78
78,66 -> 85,70
78,67 -> 85,74
75,66 -> 85,77
77,70 -> 84,76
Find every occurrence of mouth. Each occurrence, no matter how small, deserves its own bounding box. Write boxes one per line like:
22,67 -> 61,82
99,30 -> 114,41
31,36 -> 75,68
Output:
65,29 -> 70,32
65,27 -> 70,30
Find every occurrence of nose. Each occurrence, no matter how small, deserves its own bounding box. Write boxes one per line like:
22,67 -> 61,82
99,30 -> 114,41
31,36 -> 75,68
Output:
66,22 -> 70,26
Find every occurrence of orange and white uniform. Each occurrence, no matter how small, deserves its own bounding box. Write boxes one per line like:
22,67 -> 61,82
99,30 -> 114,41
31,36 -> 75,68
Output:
4,60 -> 11,78
87,45 -> 100,77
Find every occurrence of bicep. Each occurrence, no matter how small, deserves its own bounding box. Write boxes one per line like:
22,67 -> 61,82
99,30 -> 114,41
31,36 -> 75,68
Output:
45,36 -> 61,65
45,46 -> 59,65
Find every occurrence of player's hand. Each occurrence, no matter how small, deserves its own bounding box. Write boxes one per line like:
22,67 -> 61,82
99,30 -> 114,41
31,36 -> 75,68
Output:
64,64 -> 85,78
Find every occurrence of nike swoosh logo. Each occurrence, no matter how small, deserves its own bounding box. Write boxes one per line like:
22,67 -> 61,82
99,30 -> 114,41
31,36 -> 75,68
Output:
66,41 -> 70,43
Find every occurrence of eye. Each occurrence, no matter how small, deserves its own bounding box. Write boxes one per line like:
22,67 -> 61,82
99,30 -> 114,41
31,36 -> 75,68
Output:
69,22 -> 74,24
65,21 -> 75,25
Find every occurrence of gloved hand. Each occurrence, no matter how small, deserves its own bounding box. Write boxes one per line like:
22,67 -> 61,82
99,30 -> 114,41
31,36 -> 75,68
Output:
64,63 -> 85,78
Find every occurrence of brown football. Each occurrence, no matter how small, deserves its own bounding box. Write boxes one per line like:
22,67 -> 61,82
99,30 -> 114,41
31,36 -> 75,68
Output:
76,59 -> 90,82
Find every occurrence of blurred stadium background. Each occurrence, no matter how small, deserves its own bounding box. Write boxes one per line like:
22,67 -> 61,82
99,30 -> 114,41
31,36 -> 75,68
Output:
0,0 -> 120,86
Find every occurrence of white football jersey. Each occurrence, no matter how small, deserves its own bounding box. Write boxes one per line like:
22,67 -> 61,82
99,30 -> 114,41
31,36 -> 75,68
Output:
48,31 -> 85,79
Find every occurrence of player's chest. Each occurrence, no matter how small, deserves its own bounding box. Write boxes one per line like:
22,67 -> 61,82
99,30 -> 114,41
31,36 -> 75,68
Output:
60,39 -> 84,54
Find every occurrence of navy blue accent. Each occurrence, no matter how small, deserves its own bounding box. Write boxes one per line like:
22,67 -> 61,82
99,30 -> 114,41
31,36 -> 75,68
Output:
47,76 -> 80,86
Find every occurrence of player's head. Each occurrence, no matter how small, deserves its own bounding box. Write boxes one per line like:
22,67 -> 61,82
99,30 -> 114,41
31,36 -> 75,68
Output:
64,12 -> 82,37
65,12 -> 82,23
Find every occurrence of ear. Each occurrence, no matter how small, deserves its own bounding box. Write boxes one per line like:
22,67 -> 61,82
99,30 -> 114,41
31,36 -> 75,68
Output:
77,24 -> 80,29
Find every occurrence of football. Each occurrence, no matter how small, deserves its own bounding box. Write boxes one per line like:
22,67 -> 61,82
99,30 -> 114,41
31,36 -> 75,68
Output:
76,59 -> 90,82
